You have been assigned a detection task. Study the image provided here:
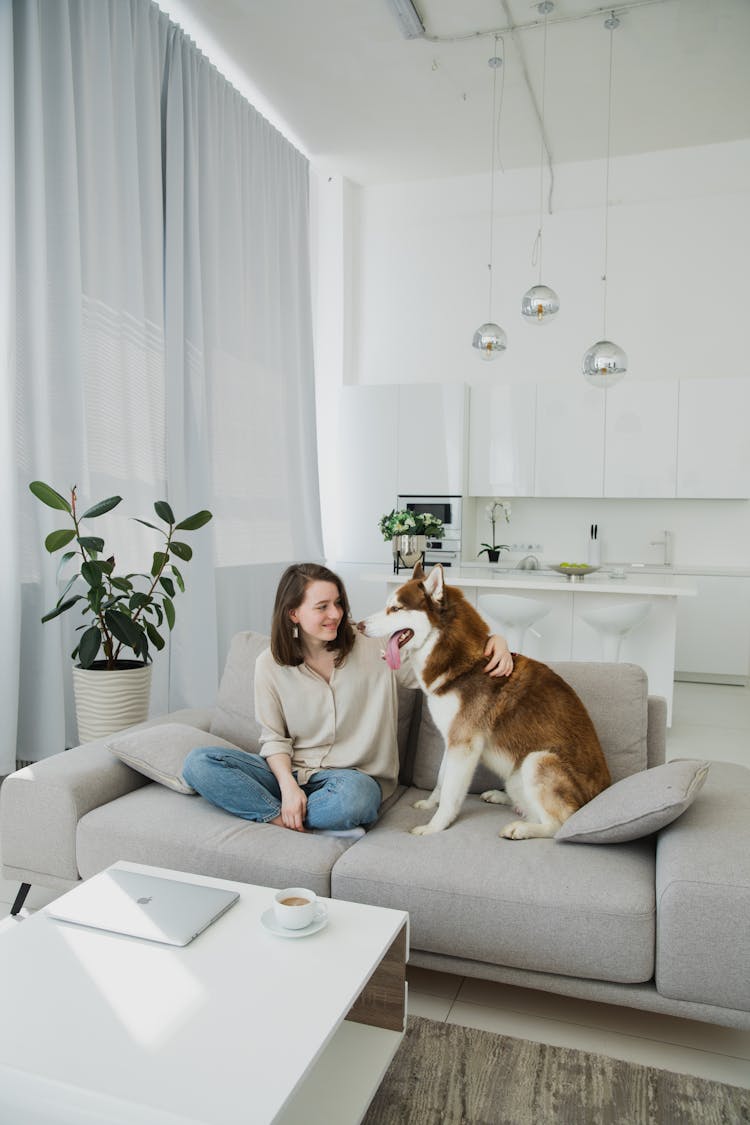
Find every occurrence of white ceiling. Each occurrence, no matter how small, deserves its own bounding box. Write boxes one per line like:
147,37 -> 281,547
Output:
162,0 -> 750,184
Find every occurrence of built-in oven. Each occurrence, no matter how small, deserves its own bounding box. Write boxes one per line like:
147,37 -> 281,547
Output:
396,495 -> 462,567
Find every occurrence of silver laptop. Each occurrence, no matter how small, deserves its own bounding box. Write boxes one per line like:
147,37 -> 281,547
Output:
47,868 -> 239,946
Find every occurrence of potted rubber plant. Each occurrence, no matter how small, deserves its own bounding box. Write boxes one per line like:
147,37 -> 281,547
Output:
29,480 -> 212,742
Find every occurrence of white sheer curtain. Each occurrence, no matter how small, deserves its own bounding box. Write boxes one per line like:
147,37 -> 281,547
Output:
3,0 -> 322,772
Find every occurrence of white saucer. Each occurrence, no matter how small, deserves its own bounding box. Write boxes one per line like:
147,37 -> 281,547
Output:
260,906 -> 328,939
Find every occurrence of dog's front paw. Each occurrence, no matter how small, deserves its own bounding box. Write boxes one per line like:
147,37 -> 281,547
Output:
410,823 -> 439,836
501,820 -> 532,840
481,789 -> 511,805
413,798 -> 435,810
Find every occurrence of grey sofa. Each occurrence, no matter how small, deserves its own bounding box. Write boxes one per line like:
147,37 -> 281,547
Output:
3,631 -> 748,1030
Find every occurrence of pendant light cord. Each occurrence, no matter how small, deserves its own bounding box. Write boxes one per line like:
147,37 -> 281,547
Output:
487,36 -> 501,321
602,17 -> 616,339
535,8 -> 549,284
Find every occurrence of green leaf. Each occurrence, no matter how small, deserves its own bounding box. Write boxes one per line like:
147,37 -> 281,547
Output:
163,596 -> 176,630
154,500 -> 175,525
132,518 -> 161,532
56,550 -> 78,578
45,528 -> 76,553
57,574 -> 79,604
29,481 -> 71,513
133,629 -> 149,662
159,576 -> 175,598
77,536 -> 105,554
41,595 -> 83,623
81,496 -> 122,519
146,621 -> 166,651
151,551 -> 167,578
78,626 -> 102,668
170,541 -> 192,561
81,560 -> 110,588
110,576 -> 133,593
129,592 -> 151,610
104,608 -> 143,649
171,565 -> 185,593
175,510 -> 212,531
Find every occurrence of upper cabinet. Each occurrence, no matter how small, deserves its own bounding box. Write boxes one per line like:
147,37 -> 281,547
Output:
396,383 -> 467,495
604,380 -> 679,497
468,384 -> 535,497
534,384 -> 605,497
677,377 -> 750,498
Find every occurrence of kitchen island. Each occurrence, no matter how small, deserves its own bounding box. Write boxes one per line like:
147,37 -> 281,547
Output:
363,566 -> 696,724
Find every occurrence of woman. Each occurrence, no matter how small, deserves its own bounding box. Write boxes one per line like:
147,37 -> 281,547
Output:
183,563 -> 513,836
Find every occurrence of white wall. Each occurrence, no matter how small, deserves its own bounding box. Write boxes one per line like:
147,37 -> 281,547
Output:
312,140 -> 750,569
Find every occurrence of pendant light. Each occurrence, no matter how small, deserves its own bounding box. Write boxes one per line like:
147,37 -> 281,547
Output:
472,40 -> 507,360
521,1 -> 559,325
583,13 -> 626,387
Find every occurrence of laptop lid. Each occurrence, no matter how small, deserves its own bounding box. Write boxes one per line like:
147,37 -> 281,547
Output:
47,869 -> 239,946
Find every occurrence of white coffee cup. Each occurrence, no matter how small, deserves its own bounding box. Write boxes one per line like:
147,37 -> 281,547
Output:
273,887 -> 323,930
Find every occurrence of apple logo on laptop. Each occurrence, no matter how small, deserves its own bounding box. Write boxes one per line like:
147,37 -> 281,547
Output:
137,896 -> 153,905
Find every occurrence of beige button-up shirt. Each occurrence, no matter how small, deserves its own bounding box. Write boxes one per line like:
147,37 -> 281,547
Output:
254,635 -> 416,801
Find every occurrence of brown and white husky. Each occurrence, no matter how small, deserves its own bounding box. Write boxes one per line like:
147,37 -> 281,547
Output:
365,563 -> 611,839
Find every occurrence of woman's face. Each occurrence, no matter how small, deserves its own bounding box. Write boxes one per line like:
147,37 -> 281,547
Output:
290,580 -> 344,646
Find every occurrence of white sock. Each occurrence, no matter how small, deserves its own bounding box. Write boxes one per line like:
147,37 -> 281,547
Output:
312,826 -> 366,839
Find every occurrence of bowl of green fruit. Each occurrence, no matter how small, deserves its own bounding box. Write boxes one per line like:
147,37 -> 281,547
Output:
551,563 -> 601,581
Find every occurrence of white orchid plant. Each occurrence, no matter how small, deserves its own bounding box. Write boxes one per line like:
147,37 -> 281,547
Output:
478,499 -> 512,559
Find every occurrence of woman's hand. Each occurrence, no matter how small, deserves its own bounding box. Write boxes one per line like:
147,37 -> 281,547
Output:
279,779 -> 308,831
484,634 -> 513,678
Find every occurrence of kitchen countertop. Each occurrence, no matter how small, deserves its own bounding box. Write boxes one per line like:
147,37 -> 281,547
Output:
365,566 -> 697,597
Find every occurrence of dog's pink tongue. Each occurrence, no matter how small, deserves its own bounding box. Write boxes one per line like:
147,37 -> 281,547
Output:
385,631 -> 404,670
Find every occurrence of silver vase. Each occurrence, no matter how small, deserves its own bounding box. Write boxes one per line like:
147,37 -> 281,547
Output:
392,534 -> 426,570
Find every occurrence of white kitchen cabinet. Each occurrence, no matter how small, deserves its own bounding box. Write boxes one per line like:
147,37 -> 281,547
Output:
675,575 -> 750,684
534,383 -> 606,497
604,380 -> 678,497
337,386 -> 398,563
677,377 -> 750,498
396,383 -> 467,495
467,384 -> 536,497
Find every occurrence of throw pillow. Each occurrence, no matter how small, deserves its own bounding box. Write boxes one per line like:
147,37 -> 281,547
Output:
555,759 -> 710,844
106,723 -> 246,794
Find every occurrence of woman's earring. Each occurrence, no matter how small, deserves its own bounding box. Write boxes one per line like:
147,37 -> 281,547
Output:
292,623 -> 299,639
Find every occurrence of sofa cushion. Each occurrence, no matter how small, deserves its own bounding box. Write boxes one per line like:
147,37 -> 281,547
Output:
209,631 -> 270,751
76,784 -> 356,897
411,661 -> 650,793
331,787 -> 656,984
106,723 -> 244,794
556,759 -> 710,844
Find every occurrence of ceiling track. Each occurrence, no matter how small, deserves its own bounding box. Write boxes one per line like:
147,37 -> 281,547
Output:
418,0 -> 671,44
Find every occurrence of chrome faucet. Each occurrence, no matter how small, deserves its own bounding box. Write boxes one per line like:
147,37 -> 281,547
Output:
649,530 -> 673,567
516,554 -> 540,570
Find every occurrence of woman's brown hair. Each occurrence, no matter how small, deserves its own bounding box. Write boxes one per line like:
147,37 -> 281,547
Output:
270,563 -> 356,667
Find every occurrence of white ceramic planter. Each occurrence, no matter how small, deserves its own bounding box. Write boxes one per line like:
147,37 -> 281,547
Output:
72,663 -> 152,743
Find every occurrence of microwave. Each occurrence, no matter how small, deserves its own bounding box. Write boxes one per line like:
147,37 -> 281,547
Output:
397,495 -> 462,566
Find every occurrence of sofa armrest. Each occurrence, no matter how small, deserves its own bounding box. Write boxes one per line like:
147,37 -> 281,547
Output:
655,761 -> 750,1013
646,696 -> 667,768
0,708 -> 214,889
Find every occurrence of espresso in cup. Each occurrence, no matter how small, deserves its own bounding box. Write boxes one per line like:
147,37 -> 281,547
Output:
273,887 -> 324,930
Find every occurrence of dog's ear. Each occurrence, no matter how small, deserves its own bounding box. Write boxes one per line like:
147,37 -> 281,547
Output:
412,561 -> 426,581
422,563 -> 445,604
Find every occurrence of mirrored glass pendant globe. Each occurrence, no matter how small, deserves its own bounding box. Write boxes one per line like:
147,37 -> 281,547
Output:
582,339 -> 627,387
472,321 -> 507,361
521,284 -> 559,324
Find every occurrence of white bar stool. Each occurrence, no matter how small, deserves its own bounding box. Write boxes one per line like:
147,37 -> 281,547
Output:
478,594 -> 551,655
579,601 -> 652,662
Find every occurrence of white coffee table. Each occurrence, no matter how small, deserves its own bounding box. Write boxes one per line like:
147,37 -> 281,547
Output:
0,861 -> 409,1124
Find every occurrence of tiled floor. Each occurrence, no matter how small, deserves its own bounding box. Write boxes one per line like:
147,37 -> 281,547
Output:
2,681 -> 749,1089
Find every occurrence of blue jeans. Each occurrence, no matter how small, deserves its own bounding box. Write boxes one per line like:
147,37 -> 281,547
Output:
182,747 -> 382,830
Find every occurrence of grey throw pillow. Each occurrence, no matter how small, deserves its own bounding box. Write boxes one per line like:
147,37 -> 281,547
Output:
555,759 -> 710,844
106,723 -> 245,794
